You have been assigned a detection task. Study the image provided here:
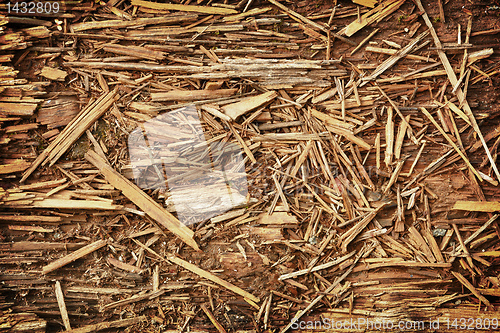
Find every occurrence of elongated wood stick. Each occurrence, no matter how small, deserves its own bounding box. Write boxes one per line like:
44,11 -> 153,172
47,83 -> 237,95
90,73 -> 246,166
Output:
403,140 -> 426,177
55,281 -> 71,331
227,121 -> 257,163
384,107 -> 394,167
394,115 -> 410,160
279,251 -> 356,281
377,85 -> 417,144
362,30 -> 429,83
451,271 -> 493,310
85,150 -> 199,251
272,173 -> 289,212
201,304 -> 227,333
350,28 -> 379,55
43,239 -> 107,274
375,132 -> 381,170
131,238 -> 259,303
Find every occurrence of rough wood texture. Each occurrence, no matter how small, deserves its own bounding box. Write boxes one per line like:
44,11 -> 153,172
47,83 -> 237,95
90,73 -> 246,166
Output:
85,150 -> 199,251
2,1 -> 500,332
42,240 -> 107,274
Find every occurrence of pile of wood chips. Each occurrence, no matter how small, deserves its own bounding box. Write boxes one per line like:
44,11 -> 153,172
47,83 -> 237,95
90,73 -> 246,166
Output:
1,0 -> 500,332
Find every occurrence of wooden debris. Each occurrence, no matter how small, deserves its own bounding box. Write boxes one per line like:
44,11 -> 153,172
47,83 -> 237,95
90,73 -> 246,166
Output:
362,31 -> 429,83
168,255 -> 259,303
40,66 -> 67,81
420,107 -> 481,180
0,311 -> 46,332
200,304 -> 227,333
151,89 -> 237,102
64,317 -> 147,333
85,150 -> 199,251
451,271 -> 493,310
42,239 -> 107,275
222,91 -> 277,120
415,0 -> 500,183
2,0 -> 500,331
453,201 -> 500,212
342,0 -> 405,37
131,0 -> 238,14
54,281 -> 71,331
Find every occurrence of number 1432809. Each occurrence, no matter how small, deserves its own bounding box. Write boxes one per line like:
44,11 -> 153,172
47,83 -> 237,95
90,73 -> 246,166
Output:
7,2 -> 60,14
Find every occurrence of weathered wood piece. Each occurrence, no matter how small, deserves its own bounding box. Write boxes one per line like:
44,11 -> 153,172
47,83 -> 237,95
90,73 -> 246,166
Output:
451,271 -> 493,310
168,254 -> 259,303
453,201 -> 500,212
85,150 -> 199,251
342,0 -> 405,37
40,66 -> 67,81
131,0 -> 238,14
54,281 -> 71,331
151,89 -> 237,102
70,15 -> 198,32
64,316 -> 147,333
42,239 -> 107,274
222,91 -> 277,120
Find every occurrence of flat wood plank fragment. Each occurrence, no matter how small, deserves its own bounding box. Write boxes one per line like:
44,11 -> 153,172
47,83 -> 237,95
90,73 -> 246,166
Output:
0,102 -> 37,116
453,201 -> 500,212
26,199 -> 122,210
0,159 -> 30,174
352,0 -> 378,8
103,43 -> 166,61
259,212 -> 298,225
40,66 -> 67,81
70,15 -> 198,32
151,88 -> 237,102
131,0 -> 238,14
222,91 -> 277,120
